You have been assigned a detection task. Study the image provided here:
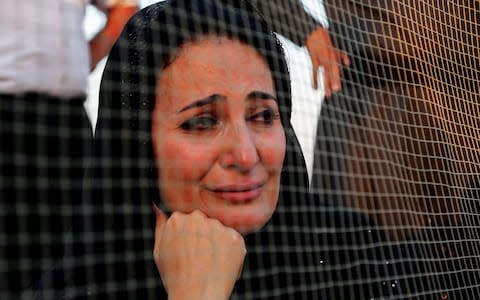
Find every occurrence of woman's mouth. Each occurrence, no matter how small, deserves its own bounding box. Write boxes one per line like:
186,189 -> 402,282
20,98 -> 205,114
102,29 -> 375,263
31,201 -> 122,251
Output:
207,182 -> 265,204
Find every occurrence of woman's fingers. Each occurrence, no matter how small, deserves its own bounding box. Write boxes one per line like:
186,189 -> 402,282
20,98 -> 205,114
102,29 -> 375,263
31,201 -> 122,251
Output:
305,27 -> 350,96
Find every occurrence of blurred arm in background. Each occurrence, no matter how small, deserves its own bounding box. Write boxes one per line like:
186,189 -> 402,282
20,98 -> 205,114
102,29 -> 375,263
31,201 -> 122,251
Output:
90,0 -> 139,71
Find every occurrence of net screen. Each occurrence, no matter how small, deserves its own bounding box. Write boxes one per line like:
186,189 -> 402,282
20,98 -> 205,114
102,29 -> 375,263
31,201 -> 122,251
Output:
1,0 -> 479,299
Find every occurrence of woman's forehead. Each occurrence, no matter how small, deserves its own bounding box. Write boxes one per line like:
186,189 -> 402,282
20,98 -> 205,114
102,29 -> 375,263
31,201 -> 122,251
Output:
154,36 -> 275,106
172,36 -> 268,67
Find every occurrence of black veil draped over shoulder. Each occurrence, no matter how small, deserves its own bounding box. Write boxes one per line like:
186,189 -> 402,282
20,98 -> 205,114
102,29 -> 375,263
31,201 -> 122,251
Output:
50,1 -> 403,299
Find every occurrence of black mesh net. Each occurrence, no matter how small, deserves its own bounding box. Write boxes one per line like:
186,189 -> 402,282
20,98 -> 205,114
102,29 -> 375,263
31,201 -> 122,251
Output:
1,0 -> 479,299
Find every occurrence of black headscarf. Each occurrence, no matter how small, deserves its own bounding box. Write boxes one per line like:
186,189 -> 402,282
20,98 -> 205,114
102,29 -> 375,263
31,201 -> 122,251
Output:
67,0 -> 313,299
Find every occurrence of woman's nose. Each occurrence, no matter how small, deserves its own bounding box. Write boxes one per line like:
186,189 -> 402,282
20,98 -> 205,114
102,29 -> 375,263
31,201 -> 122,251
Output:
219,123 -> 259,171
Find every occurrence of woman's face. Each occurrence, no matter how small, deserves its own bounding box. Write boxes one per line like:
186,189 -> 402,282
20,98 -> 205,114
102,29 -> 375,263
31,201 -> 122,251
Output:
151,36 -> 286,233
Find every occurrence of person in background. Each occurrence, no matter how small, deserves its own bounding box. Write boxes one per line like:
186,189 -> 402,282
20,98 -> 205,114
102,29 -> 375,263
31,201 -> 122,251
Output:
0,0 -> 138,298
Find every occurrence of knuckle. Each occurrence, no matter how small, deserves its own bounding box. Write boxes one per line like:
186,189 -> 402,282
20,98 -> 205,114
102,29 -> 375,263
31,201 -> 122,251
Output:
229,228 -> 244,245
169,211 -> 181,220
210,217 -> 222,228
191,209 -> 205,219
168,211 -> 184,225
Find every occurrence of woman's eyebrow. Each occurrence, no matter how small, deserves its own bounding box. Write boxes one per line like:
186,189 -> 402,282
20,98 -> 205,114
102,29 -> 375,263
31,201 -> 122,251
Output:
177,94 -> 226,113
247,91 -> 277,102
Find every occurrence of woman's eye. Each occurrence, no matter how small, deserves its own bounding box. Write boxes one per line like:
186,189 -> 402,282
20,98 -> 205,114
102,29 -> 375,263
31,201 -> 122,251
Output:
180,117 -> 218,131
248,108 -> 280,126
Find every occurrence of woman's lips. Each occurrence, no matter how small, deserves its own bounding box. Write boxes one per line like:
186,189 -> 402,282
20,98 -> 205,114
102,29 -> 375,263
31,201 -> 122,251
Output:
208,182 -> 265,204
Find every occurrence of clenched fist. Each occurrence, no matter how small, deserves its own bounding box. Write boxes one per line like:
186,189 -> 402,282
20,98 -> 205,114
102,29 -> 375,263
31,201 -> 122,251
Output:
153,205 -> 246,300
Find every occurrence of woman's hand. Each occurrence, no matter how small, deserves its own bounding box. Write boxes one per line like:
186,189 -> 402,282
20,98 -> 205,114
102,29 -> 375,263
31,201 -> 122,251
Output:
153,204 -> 246,300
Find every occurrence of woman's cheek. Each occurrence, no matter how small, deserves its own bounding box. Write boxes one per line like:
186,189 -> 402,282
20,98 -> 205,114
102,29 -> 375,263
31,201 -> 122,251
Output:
259,130 -> 286,172
161,138 -> 213,181
157,138 -> 210,213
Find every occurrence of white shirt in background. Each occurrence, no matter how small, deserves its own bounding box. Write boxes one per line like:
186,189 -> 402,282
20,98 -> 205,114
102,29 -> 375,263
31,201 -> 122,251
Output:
0,0 -> 135,98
